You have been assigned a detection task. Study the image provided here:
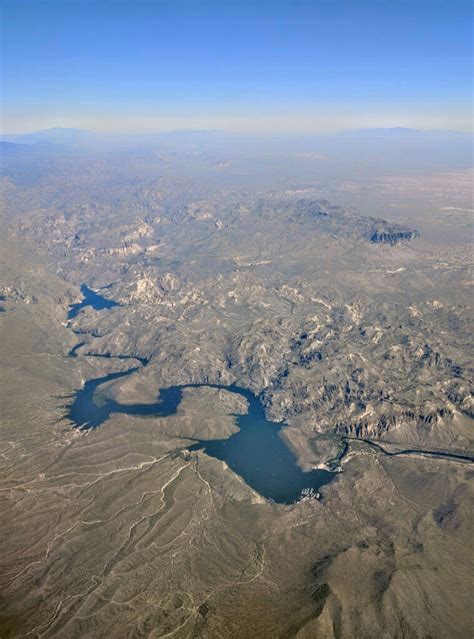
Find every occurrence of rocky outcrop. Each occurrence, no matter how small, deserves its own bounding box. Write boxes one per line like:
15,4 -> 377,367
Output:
370,228 -> 420,245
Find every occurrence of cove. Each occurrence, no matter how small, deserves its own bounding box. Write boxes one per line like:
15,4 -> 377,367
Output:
68,284 -> 120,319
67,371 -> 335,504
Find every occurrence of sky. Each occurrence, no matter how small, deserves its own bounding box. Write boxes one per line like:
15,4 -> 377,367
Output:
1,0 -> 473,134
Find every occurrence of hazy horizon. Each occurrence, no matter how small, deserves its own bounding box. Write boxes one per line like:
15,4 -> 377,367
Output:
3,119 -> 473,137
3,124 -> 473,138
2,0 -> 472,134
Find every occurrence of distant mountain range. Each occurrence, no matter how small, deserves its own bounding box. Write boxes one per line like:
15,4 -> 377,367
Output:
2,127 -> 96,145
2,126 -> 471,146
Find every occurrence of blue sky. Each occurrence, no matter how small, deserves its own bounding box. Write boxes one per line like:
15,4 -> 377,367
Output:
2,0 -> 472,133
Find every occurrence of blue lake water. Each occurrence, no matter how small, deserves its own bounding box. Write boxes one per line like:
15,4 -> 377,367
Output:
68,284 -> 120,319
67,371 -> 335,504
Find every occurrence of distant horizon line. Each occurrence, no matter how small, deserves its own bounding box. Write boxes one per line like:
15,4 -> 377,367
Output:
2,124 -> 472,138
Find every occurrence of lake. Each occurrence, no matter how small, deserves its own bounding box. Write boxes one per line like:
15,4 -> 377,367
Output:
67,369 -> 335,504
68,284 -> 120,319
65,284 -> 472,504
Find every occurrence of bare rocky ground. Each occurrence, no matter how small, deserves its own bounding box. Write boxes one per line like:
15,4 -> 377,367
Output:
0,153 -> 473,637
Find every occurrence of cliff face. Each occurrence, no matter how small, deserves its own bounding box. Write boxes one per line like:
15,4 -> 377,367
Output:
370,228 -> 420,245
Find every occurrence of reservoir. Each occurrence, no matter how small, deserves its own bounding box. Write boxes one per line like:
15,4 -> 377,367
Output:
66,286 -> 472,505
68,284 -> 120,319
67,370 -> 335,504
